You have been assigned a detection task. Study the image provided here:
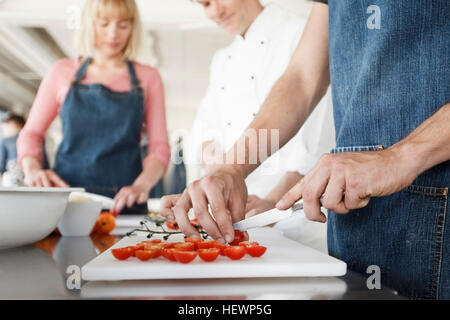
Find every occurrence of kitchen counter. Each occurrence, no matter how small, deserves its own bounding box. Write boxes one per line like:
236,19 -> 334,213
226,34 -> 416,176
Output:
0,216 -> 405,300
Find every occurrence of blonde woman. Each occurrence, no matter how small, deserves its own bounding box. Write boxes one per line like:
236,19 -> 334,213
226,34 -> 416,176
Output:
17,0 -> 170,214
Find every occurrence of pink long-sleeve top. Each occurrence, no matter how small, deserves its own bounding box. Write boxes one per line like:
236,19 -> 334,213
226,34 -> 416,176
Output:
17,58 -> 171,171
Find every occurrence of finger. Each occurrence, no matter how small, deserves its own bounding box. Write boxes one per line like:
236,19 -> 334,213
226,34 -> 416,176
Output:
321,171 -> 348,214
47,171 -> 70,188
160,194 -> 182,219
202,179 -> 233,243
276,179 -> 305,210
245,209 -> 259,218
173,190 -> 199,238
126,193 -> 138,208
302,170 -> 329,223
345,175 -> 371,210
188,182 -> 225,242
39,173 -> 52,188
137,192 -> 148,204
113,193 -> 128,213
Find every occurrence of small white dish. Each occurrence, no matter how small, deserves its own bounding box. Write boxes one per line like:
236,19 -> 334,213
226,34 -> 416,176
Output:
58,201 -> 102,237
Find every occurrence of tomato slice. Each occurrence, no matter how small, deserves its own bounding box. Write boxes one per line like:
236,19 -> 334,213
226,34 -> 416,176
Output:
197,240 -> 217,250
224,246 -> 246,260
238,241 -> 259,247
174,242 -> 196,251
198,248 -> 220,262
213,242 -> 229,256
229,230 -> 245,246
184,237 -> 203,250
135,249 -> 156,261
162,248 -> 177,261
173,250 -> 197,264
111,247 -> 133,260
140,239 -> 162,244
166,220 -> 179,230
245,245 -> 267,257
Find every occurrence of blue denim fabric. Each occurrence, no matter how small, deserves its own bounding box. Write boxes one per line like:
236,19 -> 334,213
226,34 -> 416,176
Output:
0,134 -> 18,174
53,58 -> 148,214
328,1 -> 450,299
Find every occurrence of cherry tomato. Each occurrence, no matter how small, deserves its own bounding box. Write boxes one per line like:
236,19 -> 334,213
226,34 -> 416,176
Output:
135,249 -> 157,261
94,213 -> 116,234
245,245 -> 267,257
140,239 -> 162,244
213,242 -> 229,256
190,219 -> 202,230
238,241 -> 259,247
184,237 -> 204,250
173,250 -> 197,264
224,246 -> 246,260
174,242 -> 195,251
101,210 -> 118,218
111,247 -> 133,260
197,240 -> 217,250
166,220 -> 179,230
229,230 -> 245,246
162,248 -> 177,261
198,248 -> 220,262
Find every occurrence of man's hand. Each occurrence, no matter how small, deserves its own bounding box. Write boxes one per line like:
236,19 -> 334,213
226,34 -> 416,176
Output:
163,167 -> 248,244
276,148 -> 417,222
245,195 -> 276,218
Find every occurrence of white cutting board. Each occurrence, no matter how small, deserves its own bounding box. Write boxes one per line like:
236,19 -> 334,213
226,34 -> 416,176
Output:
81,228 -> 346,281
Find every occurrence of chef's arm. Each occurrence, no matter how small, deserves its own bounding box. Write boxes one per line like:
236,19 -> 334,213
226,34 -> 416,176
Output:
199,140 -> 225,174
132,158 -> 165,193
222,3 -> 330,179
391,102 -> 450,179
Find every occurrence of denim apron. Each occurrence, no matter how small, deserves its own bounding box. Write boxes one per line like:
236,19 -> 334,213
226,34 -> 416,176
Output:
53,57 -> 148,214
328,1 -> 450,299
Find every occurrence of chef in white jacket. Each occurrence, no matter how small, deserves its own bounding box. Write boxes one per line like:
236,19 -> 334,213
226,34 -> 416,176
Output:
190,0 -> 335,252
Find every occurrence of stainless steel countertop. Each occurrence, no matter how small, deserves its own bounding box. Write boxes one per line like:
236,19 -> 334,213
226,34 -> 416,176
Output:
0,216 -> 405,300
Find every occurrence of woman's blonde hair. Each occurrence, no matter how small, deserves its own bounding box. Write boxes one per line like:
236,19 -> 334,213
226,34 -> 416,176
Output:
75,0 -> 142,60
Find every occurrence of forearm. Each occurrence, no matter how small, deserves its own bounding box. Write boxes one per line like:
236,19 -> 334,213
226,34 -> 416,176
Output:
391,103 -> 450,180
265,171 -> 303,204
134,158 -> 165,192
21,156 -> 43,176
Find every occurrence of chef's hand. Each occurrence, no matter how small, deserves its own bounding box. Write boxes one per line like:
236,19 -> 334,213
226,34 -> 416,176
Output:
24,168 -> 70,188
276,149 -> 415,222
163,167 -> 248,243
112,183 -> 149,213
160,193 -> 182,220
245,195 -> 276,218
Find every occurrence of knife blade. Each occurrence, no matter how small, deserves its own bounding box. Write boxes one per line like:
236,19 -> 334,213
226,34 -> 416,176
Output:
232,199 -> 305,231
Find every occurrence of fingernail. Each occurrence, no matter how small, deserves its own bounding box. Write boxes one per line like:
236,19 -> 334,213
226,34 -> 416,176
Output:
225,234 -> 232,243
217,238 -> 226,244
275,199 -> 285,208
190,234 -> 201,239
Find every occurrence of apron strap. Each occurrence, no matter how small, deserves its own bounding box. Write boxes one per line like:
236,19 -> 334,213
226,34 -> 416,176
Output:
126,60 -> 141,91
73,57 -> 92,84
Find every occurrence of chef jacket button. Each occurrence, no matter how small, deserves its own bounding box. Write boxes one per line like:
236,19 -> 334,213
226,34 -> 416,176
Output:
227,122 -> 232,126
252,113 -> 256,117
228,55 -> 232,59
260,41 -> 265,45
251,76 -> 255,80
221,86 -> 225,90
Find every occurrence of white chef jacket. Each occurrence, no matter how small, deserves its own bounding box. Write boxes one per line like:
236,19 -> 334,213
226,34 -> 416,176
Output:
191,4 -> 335,253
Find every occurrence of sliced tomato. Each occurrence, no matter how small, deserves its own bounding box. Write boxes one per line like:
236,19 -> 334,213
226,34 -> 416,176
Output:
238,241 -> 259,247
160,242 -> 176,249
174,242 -> 195,251
213,242 -> 229,256
111,247 -> 133,260
245,245 -> 267,257
173,250 -> 197,264
166,220 -> 179,230
184,237 -> 203,250
197,240 -> 217,250
229,230 -> 245,246
162,248 -> 177,261
198,248 -> 220,262
140,239 -> 162,244
224,246 -> 246,260
135,249 -> 156,261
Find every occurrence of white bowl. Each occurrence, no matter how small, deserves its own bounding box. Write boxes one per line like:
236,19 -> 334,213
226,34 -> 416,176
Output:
0,187 -> 84,249
57,201 -> 102,237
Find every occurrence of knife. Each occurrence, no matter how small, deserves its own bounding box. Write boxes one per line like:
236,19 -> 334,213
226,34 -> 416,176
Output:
232,199 -> 308,231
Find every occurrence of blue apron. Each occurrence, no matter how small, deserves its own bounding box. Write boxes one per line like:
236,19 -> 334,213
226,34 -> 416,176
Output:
328,1 -> 450,299
53,57 -> 148,214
